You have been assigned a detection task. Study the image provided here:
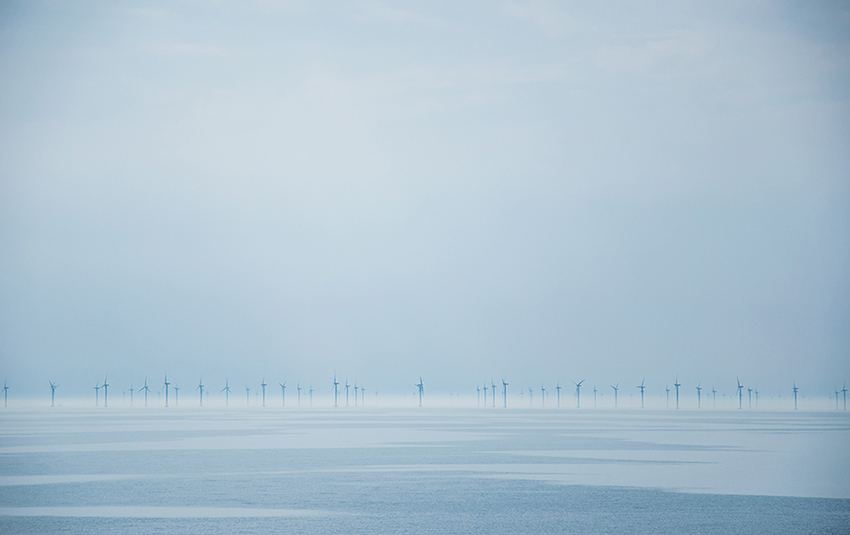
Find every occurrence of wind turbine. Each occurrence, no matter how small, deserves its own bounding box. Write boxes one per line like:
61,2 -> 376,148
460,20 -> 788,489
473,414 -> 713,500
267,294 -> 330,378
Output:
163,374 -> 169,408
49,381 -> 59,407
747,387 -> 753,409
309,384 -> 314,406
246,385 -> 250,406
712,386 -> 717,409
502,379 -> 508,408
416,377 -> 424,407
612,384 -> 619,408
297,383 -> 302,406
174,384 -> 179,406
528,386 -> 533,407
477,385 -> 481,407
696,383 -> 702,409
221,380 -> 231,406
279,382 -> 286,406
129,384 -> 134,407
593,386 -> 597,408
665,384 -> 670,408
141,378 -> 151,407
3,379 -> 8,407
754,388 -> 758,409
93,381 -> 101,407
736,378 -> 743,409
197,377 -> 204,407
483,383 -> 488,407
491,380 -> 497,407
555,382 -> 561,408
261,377 -> 267,407
354,383 -> 359,407
637,379 -> 645,408
793,381 -> 798,410
541,384 -> 546,407
673,378 -> 681,409
345,378 -> 350,407
102,376 -> 109,407
574,380 -> 584,409
842,382 -> 847,411
360,386 -> 366,406
333,374 -> 339,408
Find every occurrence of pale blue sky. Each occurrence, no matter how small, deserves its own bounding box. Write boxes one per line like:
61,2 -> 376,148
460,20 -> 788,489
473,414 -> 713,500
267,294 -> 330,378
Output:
1,1 -> 848,398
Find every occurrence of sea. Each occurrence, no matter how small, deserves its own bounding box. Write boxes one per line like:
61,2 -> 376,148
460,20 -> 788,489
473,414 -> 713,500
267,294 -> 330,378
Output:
1,404 -> 848,534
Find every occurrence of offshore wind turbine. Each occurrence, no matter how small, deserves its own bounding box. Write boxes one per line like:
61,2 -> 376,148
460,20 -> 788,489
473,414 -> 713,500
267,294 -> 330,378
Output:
843,382 -> 847,410
345,378 -> 350,407
712,386 -> 717,409
309,384 -> 314,406
574,380 -> 584,409
483,383 -> 488,407
637,379 -> 645,408
197,377 -> 204,407
754,388 -> 758,409
360,386 -> 365,406
673,378 -> 681,409
665,384 -> 670,408
129,384 -> 134,406
2,379 -> 7,407
416,377 -> 424,407
173,384 -> 179,407
246,385 -> 250,406
163,374 -> 169,408
354,383 -> 359,407
696,383 -> 702,409
736,378 -> 743,409
261,377 -> 267,407
221,380 -> 231,406
297,383 -> 302,406
49,381 -> 58,407
279,382 -> 286,406
502,379 -> 508,408
528,386 -> 533,407
747,387 -> 753,409
93,381 -> 101,407
333,374 -> 339,408
541,384 -> 546,407
491,380 -> 497,407
556,382 -> 561,408
611,384 -> 619,408
477,385 -> 481,407
141,378 -> 151,407
102,376 -> 109,407
793,381 -> 799,410
593,386 -> 597,408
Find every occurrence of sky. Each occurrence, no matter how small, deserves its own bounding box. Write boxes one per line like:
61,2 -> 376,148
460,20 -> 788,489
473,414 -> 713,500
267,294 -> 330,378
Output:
0,1 -> 848,400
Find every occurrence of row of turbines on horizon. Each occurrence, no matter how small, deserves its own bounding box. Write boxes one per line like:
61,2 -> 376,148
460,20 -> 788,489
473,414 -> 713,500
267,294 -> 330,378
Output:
7,376 -> 847,411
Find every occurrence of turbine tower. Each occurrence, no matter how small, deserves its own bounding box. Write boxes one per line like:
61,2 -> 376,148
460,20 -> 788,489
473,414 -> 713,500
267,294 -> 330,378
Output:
491,380 -> 497,407
102,376 -> 109,408
736,378 -> 743,409
3,379 -> 8,407
665,384 -> 670,408
93,381 -> 101,407
173,384 -> 179,406
221,380 -> 231,407
843,382 -> 847,411
141,378 -> 151,407
712,386 -> 717,409
673,378 -> 681,409
246,385 -> 250,406
612,384 -> 619,408
754,388 -> 758,409
49,381 -> 59,407
477,385 -> 481,407
593,386 -> 597,408
747,387 -> 753,409
297,383 -> 302,406
483,383 -> 488,407
333,374 -> 339,408
129,384 -> 134,407
163,374 -> 169,408
279,382 -> 286,407
696,383 -> 702,409
528,386 -> 533,407
416,377 -> 424,407
793,381 -> 799,410
555,382 -> 561,408
309,384 -> 314,406
354,383 -> 359,407
261,377 -> 267,407
574,380 -> 584,409
637,379 -> 645,408
345,378 -> 350,407
197,377 -> 204,407
502,379 -> 508,408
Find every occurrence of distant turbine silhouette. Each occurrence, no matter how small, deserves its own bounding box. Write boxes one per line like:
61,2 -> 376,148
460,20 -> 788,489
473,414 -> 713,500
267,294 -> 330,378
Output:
491,380 -> 497,407
345,378 -> 350,407
541,383 -> 546,407
197,377 -> 204,407
793,381 -> 799,410
129,384 -> 134,407
261,377 -> 267,407
842,382 -> 847,411
747,387 -> 753,409
416,377 -> 424,407
555,382 -> 561,408
297,383 -> 302,406
673,378 -> 681,409
279,382 -> 286,407
354,383 -> 359,407
483,383 -> 488,407
141,378 -> 151,407
309,384 -> 314,406
246,385 -> 250,406
93,381 -> 101,407
477,385 -> 481,407
696,383 -> 702,409
221,380 -> 231,406
102,376 -> 109,408
754,388 -> 758,409
360,385 -> 365,406
333,374 -> 339,408
49,381 -> 59,407
173,384 -> 179,406
736,378 -> 743,409
502,379 -> 508,408
3,379 -> 8,407
637,379 -> 645,408
574,380 -> 584,409
712,386 -> 717,409
593,386 -> 597,408
665,384 -> 670,408
528,386 -> 533,407
612,384 -> 619,408
163,373 -> 169,408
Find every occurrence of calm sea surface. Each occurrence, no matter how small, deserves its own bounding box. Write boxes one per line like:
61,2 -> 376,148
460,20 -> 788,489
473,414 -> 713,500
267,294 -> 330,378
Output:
1,407 -> 848,534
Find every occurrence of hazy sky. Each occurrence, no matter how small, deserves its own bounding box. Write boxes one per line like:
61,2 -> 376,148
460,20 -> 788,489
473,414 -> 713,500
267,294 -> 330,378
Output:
1,1 -> 848,399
